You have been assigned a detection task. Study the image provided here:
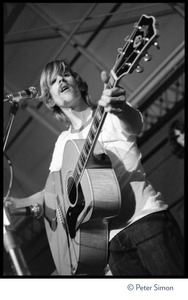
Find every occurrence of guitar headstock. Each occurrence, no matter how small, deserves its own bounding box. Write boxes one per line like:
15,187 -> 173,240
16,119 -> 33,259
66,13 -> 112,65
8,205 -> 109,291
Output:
111,14 -> 160,81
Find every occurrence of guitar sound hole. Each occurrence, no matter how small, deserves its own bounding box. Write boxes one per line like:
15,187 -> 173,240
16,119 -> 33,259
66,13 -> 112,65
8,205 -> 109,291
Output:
67,176 -> 77,206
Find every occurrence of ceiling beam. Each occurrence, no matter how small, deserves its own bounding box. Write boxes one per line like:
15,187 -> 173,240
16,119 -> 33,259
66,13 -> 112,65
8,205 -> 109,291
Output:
4,3 -> 25,34
168,3 -> 184,18
26,3 -> 119,73
5,9 -> 175,45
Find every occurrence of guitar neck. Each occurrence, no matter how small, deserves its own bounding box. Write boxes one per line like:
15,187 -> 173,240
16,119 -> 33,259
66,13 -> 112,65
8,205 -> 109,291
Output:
72,14 -> 159,185
73,73 -> 118,184
90,73 -> 119,144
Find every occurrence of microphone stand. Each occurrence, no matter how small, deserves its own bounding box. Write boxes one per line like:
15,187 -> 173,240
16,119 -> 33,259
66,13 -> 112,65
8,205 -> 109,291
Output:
3,100 -> 31,275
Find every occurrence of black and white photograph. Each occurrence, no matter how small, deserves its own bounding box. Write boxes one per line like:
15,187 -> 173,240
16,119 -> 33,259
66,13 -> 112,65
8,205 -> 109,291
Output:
3,2 -> 185,298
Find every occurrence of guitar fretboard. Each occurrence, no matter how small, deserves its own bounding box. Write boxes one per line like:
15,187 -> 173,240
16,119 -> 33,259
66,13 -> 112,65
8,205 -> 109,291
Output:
73,75 -> 117,185
71,14 -> 158,186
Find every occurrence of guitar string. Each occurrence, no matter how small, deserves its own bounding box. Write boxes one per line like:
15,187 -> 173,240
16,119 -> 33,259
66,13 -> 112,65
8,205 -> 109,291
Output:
114,33 -> 139,75
57,195 -> 94,275
66,109 -> 107,196
67,83 -> 115,195
112,19 -> 140,74
66,105 -> 105,194
57,195 -> 79,275
65,22 -> 146,195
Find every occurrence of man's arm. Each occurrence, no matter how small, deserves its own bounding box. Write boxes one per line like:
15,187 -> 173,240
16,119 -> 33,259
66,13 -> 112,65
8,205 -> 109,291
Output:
4,190 -> 45,211
116,101 -> 143,135
99,70 -> 143,135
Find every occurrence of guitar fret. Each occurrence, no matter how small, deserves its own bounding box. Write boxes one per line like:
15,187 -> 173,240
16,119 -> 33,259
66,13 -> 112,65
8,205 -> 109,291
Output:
77,160 -> 83,173
90,122 -> 97,133
82,146 -> 89,157
87,134 -> 92,144
80,153 -> 85,165
88,131 -> 95,143
95,109 -> 102,120
108,75 -> 116,88
84,140 -> 91,153
90,131 -> 95,140
74,165 -> 82,185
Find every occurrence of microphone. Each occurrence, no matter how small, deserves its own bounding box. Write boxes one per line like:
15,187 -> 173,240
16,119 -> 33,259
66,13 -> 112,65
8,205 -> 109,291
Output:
8,203 -> 43,219
4,87 -> 38,103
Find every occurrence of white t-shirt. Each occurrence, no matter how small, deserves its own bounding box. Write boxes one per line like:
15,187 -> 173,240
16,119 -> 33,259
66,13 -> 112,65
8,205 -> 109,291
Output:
49,110 -> 168,241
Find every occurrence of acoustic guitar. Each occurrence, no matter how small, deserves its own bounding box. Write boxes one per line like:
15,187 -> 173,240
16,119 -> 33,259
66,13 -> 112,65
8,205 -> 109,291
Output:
44,14 -> 159,275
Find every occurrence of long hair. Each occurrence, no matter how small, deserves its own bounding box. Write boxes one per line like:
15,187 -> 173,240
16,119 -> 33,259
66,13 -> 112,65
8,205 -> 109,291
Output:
39,59 -> 94,123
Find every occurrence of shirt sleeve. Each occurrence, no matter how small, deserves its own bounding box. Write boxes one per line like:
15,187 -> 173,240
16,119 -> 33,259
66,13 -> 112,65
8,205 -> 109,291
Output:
49,130 -> 70,172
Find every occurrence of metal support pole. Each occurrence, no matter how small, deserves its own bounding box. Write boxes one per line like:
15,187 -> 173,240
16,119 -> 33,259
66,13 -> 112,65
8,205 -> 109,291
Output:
3,100 -> 31,276
4,223 -> 31,275
26,3 -> 110,72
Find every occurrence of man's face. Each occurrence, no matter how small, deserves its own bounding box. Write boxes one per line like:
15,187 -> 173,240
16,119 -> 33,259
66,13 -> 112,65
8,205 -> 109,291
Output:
49,70 -> 82,109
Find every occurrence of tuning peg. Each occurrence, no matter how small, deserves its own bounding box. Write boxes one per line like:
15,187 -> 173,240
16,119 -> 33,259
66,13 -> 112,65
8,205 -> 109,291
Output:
144,53 -> 152,62
134,22 -> 142,30
136,65 -> 144,73
154,41 -> 160,50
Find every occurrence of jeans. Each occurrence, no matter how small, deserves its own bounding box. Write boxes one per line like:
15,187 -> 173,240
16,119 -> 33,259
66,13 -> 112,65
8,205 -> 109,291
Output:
108,210 -> 184,276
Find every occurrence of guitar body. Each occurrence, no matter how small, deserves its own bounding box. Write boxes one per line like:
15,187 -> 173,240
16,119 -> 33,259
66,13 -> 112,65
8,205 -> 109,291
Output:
44,139 -> 121,275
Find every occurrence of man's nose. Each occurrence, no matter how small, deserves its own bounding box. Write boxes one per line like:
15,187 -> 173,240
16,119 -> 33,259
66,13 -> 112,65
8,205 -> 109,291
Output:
59,76 -> 66,83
